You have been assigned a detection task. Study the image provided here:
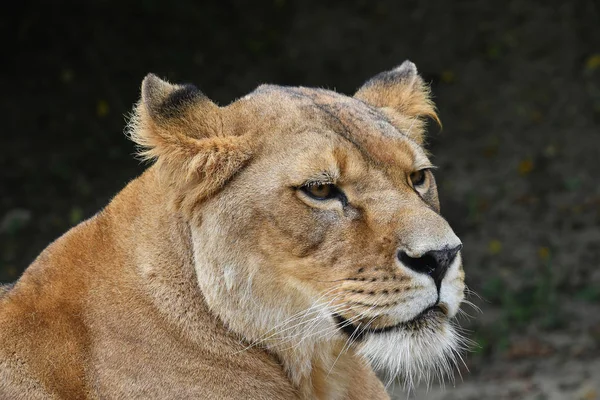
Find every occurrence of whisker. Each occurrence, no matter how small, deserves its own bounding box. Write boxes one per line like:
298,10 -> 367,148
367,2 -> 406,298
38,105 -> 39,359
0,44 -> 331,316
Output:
464,285 -> 483,301
277,303 -> 362,353
234,286 -> 344,353
272,296 -> 352,345
325,296 -> 384,378
461,299 -> 482,314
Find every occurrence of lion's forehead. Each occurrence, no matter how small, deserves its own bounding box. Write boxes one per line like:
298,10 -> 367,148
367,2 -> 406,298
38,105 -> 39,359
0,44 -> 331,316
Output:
249,84 -> 423,169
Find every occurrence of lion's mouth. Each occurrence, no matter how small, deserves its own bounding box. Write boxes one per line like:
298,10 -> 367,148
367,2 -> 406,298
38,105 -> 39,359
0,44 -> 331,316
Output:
333,304 -> 448,341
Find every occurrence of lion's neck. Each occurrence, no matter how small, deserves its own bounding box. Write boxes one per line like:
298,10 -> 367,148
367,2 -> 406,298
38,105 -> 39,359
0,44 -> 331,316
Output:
106,168 -> 215,342
282,341 -> 360,400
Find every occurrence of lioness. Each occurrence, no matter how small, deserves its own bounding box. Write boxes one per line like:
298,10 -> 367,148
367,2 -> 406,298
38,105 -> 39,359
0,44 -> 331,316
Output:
0,61 -> 466,399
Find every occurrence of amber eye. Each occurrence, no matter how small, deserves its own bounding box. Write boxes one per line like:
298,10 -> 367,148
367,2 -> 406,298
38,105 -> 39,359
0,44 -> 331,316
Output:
299,183 -> 349,206
410,169 -> 427,187
302,183 -> 335,200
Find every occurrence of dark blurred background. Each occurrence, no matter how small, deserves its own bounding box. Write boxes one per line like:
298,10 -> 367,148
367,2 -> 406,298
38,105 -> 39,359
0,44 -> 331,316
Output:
2,1 -> 599,398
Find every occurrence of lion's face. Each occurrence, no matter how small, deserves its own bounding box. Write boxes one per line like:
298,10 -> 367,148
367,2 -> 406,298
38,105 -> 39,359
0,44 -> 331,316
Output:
131,61 -> 466,387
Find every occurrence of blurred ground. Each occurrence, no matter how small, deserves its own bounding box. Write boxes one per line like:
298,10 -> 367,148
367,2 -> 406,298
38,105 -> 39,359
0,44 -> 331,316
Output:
1,1 -> 599,398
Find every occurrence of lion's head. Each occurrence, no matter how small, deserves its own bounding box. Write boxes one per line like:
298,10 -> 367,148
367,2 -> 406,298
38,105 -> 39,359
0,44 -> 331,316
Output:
129,61 -> 466,390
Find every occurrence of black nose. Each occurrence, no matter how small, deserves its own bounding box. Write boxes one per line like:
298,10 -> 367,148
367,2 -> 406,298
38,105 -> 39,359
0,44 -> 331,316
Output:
397,245 -> 462,290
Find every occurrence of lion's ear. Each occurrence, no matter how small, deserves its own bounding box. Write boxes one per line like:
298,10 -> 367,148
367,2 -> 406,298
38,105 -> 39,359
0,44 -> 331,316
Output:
354,61 -> 440,143
129,74 -> 252,210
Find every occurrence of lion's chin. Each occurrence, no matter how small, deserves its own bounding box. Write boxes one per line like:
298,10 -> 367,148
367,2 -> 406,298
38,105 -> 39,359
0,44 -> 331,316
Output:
355,316 -> 464,390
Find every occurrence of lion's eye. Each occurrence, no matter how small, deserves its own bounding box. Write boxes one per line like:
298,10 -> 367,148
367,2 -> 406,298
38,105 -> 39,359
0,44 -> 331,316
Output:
302,183 -> 337,200
298,181 -> 348,207
410,170 -> 427,187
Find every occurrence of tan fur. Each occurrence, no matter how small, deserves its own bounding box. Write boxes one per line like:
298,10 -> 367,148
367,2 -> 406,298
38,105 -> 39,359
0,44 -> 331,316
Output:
354,60 -> 441,144
0,61 -> 465,399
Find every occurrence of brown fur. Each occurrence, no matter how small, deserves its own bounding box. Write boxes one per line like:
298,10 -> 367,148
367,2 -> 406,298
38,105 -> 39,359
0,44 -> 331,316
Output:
0,61 -> 464,399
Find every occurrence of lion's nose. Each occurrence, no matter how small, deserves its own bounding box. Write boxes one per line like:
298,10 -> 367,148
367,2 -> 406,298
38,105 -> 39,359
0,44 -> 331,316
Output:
397,244 -> 462,290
